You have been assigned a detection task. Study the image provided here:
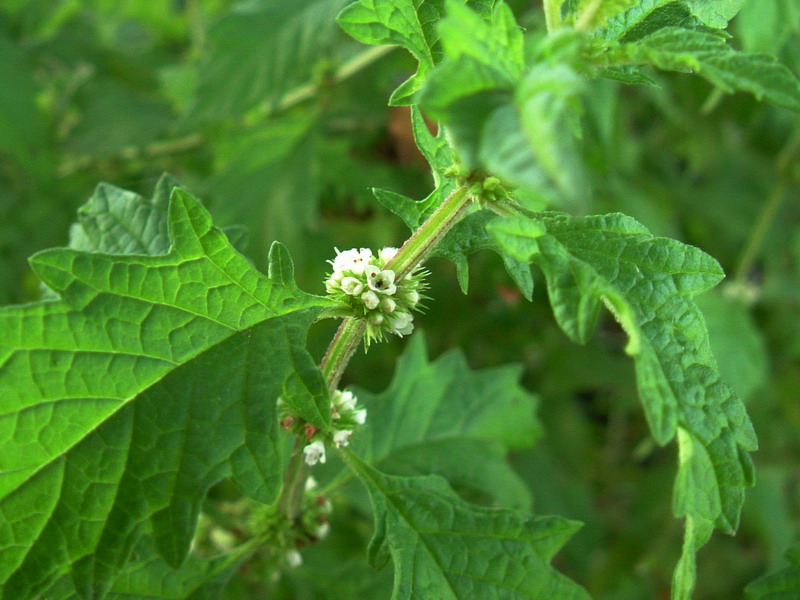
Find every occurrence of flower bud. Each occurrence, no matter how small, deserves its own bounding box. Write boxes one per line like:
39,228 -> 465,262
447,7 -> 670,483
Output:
380,297 -> 396,313
340,276 -> 364,296
404,290 -> 420,306
368,312 -> 384,325
361,290 -> 380,310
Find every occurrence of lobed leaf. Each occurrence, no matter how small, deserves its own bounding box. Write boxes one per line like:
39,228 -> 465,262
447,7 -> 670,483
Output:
597,0 -> 742,41
594,27 -> 800,112
336,0 -> 497,104
489,212 -> 757,599
342,452 -> 591,599
0,186 -> 331,599
349,334 -> 539,508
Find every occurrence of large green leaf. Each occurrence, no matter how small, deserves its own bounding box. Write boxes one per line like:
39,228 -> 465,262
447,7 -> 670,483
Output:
336,0 -> 496,104
44,536 -> 250,600
0,188 -> 331,599
349,334 -> 539,509
594,27 -> 800,111
342,452 -> 591,599
489,212 -> 757,600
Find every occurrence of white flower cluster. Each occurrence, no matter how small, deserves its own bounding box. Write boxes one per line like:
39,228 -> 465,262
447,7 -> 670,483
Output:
325,247 -> 427,344
302,390 -> 367,467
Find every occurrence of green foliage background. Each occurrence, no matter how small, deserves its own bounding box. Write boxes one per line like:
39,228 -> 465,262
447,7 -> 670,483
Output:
0,0 -> 799,598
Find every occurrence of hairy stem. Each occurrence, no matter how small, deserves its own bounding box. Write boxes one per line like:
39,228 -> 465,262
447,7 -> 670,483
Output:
544,0 -> 563,32
320,184 -> 473,391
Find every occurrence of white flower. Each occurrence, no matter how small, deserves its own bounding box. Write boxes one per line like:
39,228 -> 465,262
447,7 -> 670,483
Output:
305,476 -> 318,492
286,549 -> 303,568
379,247 -> 399,264
337,390 -> 357,411
303,440 -> 326,466
332,248 -> 373,274
340,276 -> 365,296
333,429 -> 352,447
353,408 -> 367,425
365,265 -> 397,295
368,312 -> 384,325
361,290 -> 380,310
388,311 -> 414,336
380,297 -> 396,313
324,269 -> 344,290
314,521 -> 331,539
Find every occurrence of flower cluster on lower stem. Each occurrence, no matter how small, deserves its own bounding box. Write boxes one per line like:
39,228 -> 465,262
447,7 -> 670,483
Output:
278,390 -> 367,467
325,247 -> 428,345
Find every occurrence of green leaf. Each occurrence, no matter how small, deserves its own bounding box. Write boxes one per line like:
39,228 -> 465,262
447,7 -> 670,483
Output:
598,1 -> 706,42
488,212 -> 757,600
351,334 -> 540,509
68,174 -> 178,255
685,0 -> 745,28
372,187 -> 533,297
596,27 -> 800,112
45,536 -> 250,600
419,1 -> 524,166
745,544 -> 800,599
342,452 -> 591,599
189,0 -> 348,123
0,188 -> 331,599
481,62 -> 589,207
60,174 -> 247,281
336,0 -> 498,104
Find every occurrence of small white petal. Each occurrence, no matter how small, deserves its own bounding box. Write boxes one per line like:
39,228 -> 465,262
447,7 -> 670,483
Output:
379,247 -> 399,264
286,550 -> 303,568
303,440 -> 326,466
305,476 -> 319,491
337,390 -> 357,411
333,429 -> 352,447
315,521 -> 331,539
353,408 -> 367,425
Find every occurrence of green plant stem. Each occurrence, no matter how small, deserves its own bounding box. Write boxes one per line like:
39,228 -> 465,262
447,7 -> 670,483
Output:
544,0 -> 563,32
319,184 -> 473,392
734,184 -> 787,284
321,318 -> 367,393
278,439 -> 306,520
575,0 -> 602,30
